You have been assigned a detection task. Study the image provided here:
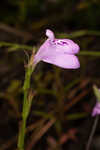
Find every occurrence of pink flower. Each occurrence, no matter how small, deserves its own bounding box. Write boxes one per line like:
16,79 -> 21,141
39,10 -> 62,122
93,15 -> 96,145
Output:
92,102 -> 100,116
34,29 -> 80,69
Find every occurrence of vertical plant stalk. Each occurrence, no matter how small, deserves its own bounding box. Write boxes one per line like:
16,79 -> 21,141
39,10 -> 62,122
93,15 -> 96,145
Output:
86,115 -> 99,150
18,52 -> 36,150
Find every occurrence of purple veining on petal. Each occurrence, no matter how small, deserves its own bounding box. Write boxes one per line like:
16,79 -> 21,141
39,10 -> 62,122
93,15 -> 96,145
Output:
34,29 -> 80,69
57,40 -> 68,45
50,39 -> 80,54
54,40 -> 69,46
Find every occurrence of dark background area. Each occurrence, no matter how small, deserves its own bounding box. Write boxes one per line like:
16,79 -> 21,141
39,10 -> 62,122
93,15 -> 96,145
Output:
0,0 -> 100,150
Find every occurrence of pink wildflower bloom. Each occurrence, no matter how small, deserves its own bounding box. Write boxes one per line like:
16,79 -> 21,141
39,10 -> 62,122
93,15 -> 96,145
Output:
34,29 -> 80,69
92,102 -> 100,116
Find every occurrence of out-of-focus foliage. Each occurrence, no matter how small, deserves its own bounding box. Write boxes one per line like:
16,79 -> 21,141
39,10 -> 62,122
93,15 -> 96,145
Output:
0,0 -> 100,150
0,0 -> 100,30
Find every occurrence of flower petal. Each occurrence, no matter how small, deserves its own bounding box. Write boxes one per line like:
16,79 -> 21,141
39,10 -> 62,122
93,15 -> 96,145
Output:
46,29 -> 55,41
42,53 -> 80,69
92,102 -> 100,116
34,39 -> 50,64
53,39 -> 80,54
34,29 -> 80,69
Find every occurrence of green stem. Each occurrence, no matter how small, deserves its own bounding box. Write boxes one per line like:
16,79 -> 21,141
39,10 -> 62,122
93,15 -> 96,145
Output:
0,41 -> 32,51
18,118 -> 27,150
86,116 -> 99,150
18,62 -> 35,150
79,51 -> 100,56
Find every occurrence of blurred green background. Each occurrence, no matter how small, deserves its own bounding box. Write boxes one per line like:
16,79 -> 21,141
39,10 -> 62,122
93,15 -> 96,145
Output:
0,0 -> 100,150
1,0 -> 100,30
